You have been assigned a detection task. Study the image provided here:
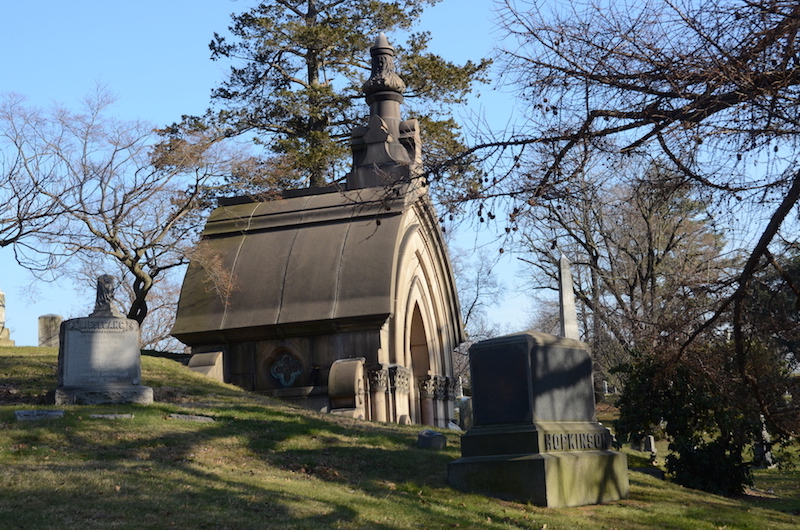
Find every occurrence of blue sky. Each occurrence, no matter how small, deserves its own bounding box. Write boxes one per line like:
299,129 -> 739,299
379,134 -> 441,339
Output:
0,0 -> 528,346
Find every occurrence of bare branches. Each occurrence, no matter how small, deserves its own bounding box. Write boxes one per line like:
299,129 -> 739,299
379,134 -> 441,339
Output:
480,0 -> 800,439
0,91 -> 237,337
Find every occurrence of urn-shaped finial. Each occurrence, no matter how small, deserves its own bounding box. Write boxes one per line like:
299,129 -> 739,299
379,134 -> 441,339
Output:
362,32 -> 406,97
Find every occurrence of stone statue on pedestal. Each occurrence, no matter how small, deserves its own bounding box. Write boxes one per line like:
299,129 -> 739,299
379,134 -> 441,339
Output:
51,274 -> 152,405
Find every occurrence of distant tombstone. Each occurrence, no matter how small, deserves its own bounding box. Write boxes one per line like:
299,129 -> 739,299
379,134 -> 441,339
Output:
643,435 -> 657,454
52,275 -> 153,405
0,286 -> 15,347
558,254 -> 580,340
457,396 -> 473,431
448,331 -> 629,507
753,415 -> 776,468
39,314 -> 63,348
417,429 -> 447,450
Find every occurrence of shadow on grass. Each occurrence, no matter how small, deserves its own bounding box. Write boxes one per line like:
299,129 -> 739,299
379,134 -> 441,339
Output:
0,397 -> 463,529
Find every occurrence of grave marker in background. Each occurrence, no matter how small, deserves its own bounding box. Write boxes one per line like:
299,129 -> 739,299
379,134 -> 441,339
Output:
52,275 -> 152,405
0,286 -> 15,347
39,314 -> 63,348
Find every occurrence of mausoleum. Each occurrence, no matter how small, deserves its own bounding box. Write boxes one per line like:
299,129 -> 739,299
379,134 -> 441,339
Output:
172,35 -> 464,426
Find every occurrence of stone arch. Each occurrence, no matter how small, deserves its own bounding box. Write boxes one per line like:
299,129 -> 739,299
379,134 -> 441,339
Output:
395,232 -> 449,424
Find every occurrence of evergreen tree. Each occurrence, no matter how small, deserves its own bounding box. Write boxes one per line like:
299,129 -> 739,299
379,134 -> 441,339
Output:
167,0 -> 489,189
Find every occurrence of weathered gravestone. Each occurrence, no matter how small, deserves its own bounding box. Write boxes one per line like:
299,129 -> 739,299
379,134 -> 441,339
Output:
0,286 -> 15,347
447,331 -> 629,507
39,314 -> 63,348
417,429 -> 447,450
52,275 -> 153,405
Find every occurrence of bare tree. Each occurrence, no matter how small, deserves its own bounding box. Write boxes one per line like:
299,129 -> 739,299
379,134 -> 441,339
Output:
440,0 -> 800,437
518,157 -> 733,386
2,89 -> 237,336
449,246 -> 506,382
0,94 -> 71,251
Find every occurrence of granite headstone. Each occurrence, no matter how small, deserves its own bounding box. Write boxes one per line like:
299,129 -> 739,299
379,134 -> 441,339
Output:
447,331 -> 629,507
52,275 -> 153,405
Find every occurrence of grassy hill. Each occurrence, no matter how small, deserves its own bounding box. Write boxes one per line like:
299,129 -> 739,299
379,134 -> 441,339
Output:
0,346 -> 798,529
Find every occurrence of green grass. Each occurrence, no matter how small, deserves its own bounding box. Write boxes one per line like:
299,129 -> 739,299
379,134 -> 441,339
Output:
1,346 -> 798,529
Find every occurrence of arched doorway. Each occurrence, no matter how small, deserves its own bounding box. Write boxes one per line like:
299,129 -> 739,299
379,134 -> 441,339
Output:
409,302 -> 435,424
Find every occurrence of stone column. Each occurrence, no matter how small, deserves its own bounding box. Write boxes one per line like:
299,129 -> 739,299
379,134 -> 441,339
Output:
434,376 -> 448,428
367,364 -> 389,423
389,365 -> 411,424
39,314 -> 63,348
446,376 -> 459,424
418,376 -> 436,426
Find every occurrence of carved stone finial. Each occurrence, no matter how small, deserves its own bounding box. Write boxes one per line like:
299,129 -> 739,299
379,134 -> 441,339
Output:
90,274 -> 124,318
347,33 -> 421,190
362,32 -> 406,97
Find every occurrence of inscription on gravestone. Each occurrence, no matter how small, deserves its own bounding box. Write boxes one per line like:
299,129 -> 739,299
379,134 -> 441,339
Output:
59,318 -> 141,387
53,275 -> 153,405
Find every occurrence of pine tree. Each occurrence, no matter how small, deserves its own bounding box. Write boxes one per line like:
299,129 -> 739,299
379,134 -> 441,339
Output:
169,0 -> 489,189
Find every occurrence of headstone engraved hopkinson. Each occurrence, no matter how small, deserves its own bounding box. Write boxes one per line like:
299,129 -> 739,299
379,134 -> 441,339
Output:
447,256 -> 628,507
52,275 -> 153,405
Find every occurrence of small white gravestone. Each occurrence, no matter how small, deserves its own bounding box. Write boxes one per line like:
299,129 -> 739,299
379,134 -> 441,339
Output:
53,275 -> 153,405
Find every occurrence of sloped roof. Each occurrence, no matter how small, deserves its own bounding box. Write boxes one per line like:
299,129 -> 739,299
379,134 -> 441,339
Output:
172,185 -> 422,344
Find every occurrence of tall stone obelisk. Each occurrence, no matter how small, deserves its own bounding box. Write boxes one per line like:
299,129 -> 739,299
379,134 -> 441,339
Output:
559,254 -> 580,340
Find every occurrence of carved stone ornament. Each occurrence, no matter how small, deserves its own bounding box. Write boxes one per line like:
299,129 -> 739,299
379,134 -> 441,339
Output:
418,376 -> 436,399
270,352 -> 303,387
90,274 -> 124,318
434,376 -> 448,401
389,365 -> 411,393
362,33 -> 405,96
367,365 -> 389,391
446,377 -> 459,400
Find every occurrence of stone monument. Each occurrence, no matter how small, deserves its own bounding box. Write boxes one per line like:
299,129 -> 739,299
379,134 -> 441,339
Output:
448,258 -> 628,507
171,35 -> 463,426
558,254 -> 580,340
39,314 -> 63,348
0,286 -> 15,347
52,275 -> 153,405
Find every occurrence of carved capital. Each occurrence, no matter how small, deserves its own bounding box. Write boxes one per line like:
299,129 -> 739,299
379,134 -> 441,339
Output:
389,365 -> 411,393
367,365 -> 389,392
446,376 -> 459,400
418,376 -> 436,399
434,376 -> 448,401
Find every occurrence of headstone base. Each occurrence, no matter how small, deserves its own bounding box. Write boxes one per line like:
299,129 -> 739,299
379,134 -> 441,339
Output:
54,384 -> 153,406
448,449 -> 629,508
0,327 -> 14,346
